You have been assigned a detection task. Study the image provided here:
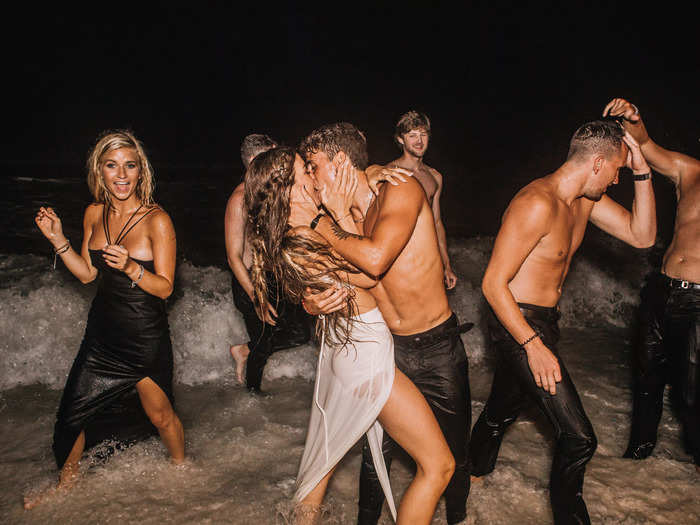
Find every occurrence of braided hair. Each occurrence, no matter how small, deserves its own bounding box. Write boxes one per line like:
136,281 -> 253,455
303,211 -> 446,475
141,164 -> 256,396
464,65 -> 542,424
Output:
244,147 -> 360,348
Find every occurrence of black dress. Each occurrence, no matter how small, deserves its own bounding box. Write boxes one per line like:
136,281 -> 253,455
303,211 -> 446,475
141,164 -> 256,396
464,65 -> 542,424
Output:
52,206 -> 174,468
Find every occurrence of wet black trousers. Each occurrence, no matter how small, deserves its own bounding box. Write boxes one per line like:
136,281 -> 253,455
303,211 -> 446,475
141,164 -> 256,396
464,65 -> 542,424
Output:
625,273 -> 700,465
469,304 -> 597,525
357,314 -> 470,525
231,274 -> 311,391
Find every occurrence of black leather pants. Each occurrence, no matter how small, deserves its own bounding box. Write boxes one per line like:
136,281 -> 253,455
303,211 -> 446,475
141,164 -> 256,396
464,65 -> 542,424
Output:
231,274 -> 311,391
625,273 -> 700,465
469,304 -> 597,525
357,313 -> 471,525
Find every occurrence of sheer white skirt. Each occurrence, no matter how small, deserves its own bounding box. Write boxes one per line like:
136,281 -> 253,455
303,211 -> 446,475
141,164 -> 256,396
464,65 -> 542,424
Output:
294,307 -> 397,521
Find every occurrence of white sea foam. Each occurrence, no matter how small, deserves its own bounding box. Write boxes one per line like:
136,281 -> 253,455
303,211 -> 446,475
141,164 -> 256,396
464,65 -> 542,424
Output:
2,239 -> 698,524
0,237 -> 649,390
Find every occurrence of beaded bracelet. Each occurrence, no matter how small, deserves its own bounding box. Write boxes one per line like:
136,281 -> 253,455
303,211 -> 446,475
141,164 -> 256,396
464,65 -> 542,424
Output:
520,331 -> 540,348
53,240 -> 70,270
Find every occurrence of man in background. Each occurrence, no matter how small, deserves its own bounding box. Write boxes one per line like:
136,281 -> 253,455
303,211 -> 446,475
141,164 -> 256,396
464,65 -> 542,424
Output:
226,133 -> 311,392
390,110 -> 458,289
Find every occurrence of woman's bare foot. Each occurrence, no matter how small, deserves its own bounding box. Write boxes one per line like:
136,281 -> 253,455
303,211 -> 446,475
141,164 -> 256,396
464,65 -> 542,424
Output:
23,472 -> 79,510
230,344 -> 250,384
292,503 -> 327,525
470,475 -> 483,484
23,487 -> 58,510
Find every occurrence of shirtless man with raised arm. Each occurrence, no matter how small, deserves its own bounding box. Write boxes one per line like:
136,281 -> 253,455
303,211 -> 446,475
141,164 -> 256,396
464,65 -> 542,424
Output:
226,134 -> 311,391
390,110 -> 457,289
468,120 -> 656,525
604,98 -> 700,471
299,122 -> 472,525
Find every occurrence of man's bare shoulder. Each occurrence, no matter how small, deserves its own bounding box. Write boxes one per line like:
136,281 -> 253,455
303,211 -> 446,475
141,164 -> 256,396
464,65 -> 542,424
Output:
426,165 -> 443,182
226,182 -> 246,210
506,179 -> 558,223
681,160 -> 700,185
379,173 -> 426,201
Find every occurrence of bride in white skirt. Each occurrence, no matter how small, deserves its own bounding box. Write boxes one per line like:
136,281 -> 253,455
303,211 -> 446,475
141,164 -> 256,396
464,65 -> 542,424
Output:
245,147 -> 454,524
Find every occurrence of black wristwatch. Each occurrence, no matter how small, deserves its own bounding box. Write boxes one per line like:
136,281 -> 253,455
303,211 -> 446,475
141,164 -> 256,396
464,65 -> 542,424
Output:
632,172 -> 651,181
310,212 -> 325,230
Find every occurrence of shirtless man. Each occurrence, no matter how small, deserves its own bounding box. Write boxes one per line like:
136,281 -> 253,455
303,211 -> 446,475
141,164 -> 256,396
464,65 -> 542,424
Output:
468,120 -> 656,525
390,111 -> 457,289
299,122 -> 472,525
604,98 -> 700,471
226,134 -> 311,391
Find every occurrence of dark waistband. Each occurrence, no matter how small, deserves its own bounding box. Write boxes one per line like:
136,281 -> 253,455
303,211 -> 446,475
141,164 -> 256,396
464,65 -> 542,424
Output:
393,313 -> 473,347
662,273 -> 700,291
517,302 -> 560,323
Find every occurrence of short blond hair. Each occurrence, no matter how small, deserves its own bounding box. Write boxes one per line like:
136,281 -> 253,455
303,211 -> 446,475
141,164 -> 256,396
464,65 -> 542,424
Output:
86,130 -> 155,205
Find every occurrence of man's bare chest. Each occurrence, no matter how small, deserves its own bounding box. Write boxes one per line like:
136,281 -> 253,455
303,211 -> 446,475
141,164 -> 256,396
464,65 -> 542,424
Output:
414,169 -> 438,203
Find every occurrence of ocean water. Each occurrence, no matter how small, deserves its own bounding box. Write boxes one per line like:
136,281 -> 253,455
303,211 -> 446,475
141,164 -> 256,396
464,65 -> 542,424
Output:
1,169 -> 698,523
1,234 -> 699,524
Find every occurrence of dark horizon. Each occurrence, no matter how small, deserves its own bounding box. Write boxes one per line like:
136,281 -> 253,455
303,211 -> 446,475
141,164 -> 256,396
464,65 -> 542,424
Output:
4,4 -> 697,261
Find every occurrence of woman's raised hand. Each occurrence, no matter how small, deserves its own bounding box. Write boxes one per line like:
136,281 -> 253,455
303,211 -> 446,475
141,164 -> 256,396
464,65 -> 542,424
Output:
35,207 -> 66,247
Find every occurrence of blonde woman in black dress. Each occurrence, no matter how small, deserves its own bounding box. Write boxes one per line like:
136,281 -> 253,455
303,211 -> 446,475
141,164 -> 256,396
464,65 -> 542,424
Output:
26,130 -> 184,508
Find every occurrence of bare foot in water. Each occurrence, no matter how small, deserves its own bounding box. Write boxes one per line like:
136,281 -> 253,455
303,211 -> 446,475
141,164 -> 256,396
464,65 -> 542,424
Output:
24,488 -> 56,510
23,474 -> 79,510
230,344 -> 250,384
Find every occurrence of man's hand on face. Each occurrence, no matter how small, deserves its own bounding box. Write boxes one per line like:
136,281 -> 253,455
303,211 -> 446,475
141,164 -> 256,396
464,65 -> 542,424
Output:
319,157 -> 358,222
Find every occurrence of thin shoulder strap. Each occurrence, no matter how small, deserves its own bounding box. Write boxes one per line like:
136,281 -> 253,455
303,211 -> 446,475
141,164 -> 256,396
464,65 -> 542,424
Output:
114,205 -> 159,245
102,203 -> 112,245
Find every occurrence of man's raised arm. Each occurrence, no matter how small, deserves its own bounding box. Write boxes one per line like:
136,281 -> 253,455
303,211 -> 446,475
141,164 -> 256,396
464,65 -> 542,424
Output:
314,177 -> 425,278
604,98 -> 700,185
589,133 -> 656,249
482,192 -> 562,394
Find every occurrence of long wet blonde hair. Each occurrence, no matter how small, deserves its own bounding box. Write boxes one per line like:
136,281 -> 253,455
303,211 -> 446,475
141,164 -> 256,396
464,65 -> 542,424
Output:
86,130 -> 155,206
245,147 -> 360,348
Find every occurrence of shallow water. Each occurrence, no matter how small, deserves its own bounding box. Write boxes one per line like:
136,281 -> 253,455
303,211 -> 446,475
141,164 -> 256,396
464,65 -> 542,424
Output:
1,239 -> 698,523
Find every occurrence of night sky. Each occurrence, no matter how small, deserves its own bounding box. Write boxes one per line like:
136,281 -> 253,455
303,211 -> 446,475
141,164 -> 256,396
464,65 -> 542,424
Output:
4,3 -> 698,247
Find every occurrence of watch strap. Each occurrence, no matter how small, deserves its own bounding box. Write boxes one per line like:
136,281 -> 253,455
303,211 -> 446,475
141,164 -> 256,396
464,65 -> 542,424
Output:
310,212 -> 325,230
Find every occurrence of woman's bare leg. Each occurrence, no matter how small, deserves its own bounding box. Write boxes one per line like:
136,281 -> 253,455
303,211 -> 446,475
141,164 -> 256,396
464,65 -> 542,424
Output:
377,368 -> 455,525
23,431 -> 86,509
294,466 -> 337,524
136,377 -> 185,463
